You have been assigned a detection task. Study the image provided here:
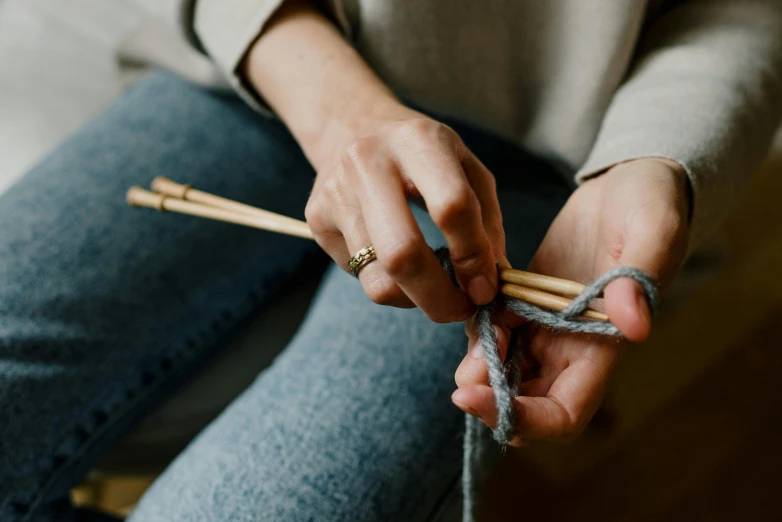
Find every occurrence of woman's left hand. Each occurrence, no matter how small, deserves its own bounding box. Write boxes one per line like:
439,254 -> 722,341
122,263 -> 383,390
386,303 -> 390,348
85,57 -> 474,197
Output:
451,158 -> 690,443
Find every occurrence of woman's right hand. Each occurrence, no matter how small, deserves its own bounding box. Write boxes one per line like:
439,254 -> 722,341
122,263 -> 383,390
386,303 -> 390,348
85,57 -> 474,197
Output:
242,0 -> 506,322
305,105 -> 507,323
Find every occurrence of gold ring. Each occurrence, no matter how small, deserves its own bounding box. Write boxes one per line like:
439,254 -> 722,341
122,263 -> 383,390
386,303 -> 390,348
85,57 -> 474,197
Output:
348,245 -> 377,277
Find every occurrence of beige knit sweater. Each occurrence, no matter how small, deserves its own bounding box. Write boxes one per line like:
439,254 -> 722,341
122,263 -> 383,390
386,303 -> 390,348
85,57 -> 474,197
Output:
165,0 -> 782,248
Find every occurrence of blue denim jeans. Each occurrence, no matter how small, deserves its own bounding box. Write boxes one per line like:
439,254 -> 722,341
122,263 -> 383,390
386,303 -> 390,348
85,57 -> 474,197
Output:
0,72 -> 571,521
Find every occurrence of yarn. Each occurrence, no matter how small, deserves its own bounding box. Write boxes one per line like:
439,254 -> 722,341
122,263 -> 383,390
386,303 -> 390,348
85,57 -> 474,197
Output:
432,248 -> 658,521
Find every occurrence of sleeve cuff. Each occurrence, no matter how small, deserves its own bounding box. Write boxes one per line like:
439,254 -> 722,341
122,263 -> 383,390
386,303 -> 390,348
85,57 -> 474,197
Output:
576,139 -> 705,251
575,0 -> 782,251
192,0 -> 350,116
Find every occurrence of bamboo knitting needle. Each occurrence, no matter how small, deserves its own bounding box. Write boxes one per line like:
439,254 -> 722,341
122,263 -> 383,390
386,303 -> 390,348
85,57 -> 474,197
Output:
127,187 -> 314,239
499,267 -> 587,298
127,186 -> 609,321
501,284 -> 607,321
150,179 -> 594,298
151,176 -> 313,239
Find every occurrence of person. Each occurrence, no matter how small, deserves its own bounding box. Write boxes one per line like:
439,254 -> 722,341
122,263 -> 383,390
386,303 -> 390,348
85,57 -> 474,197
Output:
1,0 -> 780,520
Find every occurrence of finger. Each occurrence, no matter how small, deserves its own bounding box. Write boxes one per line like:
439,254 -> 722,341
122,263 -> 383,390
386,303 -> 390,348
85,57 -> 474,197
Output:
462,149 -> 508,266
455,325 -> 509,388
463,306 -> 526,340
453,385 -> 573,445
307,173 -> 412,307
338,211 -> 414,309
392,123 -> 498,304
458,308 -> 527,388
349,142 -> 474,323
518,376 -> 555,398
604,278 -> 651,342
305,193 -> 351,270
452,355 -> 612,441
603,210 -> 686,342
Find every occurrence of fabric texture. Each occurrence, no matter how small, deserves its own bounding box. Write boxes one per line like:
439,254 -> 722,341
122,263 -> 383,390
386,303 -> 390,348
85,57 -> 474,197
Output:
165,0 -> 782,250
0,71 -> 572,521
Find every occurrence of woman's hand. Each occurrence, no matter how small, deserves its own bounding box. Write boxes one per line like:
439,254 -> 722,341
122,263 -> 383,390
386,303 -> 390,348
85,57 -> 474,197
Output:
243,1 -> 505,322
452,158 -> 690,442
305,107 -> 506,322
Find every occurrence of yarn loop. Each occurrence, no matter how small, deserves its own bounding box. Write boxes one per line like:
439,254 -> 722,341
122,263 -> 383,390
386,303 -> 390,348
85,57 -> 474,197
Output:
432,247 -> 658,521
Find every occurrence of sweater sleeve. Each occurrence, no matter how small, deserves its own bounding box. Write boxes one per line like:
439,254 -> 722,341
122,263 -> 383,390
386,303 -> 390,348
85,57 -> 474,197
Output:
177,0 -> 350,115
577,0 -> 782,249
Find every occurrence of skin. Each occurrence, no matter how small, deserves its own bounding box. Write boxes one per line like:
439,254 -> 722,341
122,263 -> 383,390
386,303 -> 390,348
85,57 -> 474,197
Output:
243,1 -> 691,441
453,159 -> 690,442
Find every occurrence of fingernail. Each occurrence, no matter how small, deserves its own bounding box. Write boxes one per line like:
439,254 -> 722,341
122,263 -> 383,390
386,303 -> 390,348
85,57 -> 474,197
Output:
467,275 -> 496,305
470,339 -> 484,359
452,399 -> 480,417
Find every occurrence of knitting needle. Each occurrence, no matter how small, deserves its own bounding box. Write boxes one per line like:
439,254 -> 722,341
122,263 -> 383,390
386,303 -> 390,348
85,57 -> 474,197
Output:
499,267 -> 587,298
149,178 -> 593,298
127,187 -> 314,239
501,284 -> 608,321
151,176 -> 313,239
128,186 -> 608,321
143,181 -> 606,316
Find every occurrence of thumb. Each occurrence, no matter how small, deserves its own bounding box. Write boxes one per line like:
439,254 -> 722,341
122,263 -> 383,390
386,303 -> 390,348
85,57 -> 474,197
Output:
603,215 -> 687,342
604,276 -> 651,342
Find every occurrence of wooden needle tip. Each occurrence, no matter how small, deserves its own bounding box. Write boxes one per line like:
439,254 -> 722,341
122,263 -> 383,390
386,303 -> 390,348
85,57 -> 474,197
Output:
151,176 -> 190,199
127,186 -> 165,211
150,176 -> 167,192
126,186 -> 143,206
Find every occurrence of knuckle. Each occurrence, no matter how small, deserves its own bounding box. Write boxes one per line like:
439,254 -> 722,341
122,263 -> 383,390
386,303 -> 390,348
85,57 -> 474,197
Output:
449,247 -> 487,271
484,170 -> 497,191
322,175 -> 348,204
405,117 -> 437,138
363,276 -> 403,305
401,118 -> 454,145
304,198 -> 340,245
342,136 -> 378,172
381,238 -> 425,277
454,367 -> 470,387
304,199 -> 324,229
429,187 -> 475,229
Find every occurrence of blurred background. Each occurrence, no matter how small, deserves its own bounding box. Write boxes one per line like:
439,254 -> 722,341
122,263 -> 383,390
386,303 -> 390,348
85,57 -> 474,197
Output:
2,0 -> 781,520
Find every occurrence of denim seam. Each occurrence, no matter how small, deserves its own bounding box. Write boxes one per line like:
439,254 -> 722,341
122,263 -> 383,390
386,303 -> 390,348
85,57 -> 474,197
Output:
18,261 -> 312,522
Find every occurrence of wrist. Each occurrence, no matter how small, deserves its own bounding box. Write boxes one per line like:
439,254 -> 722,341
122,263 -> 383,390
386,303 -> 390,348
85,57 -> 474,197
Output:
609,157 -> 692,225
240,0 -> 412,172
632,157 -> 693,226
304,95 -> 414,172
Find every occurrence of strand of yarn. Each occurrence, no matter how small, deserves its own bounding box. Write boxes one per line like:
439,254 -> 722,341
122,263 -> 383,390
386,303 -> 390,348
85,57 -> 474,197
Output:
482,265 -> 658,443
432,248 -> 658,522
437,245 -> 658,442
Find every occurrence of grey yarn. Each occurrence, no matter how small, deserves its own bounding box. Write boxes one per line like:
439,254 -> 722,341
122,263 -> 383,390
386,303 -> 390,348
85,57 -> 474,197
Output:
502,265 -> 658,337
482,265 -> 658,446
431,248 -> 658,522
